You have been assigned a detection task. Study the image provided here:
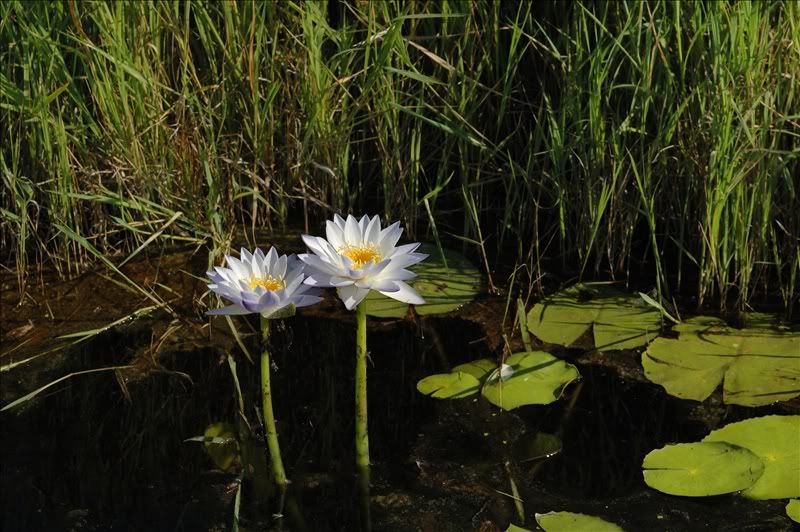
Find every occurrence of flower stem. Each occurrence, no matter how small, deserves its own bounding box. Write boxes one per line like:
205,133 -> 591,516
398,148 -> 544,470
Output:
355,299 -> 370,468
260,315 -> 287,487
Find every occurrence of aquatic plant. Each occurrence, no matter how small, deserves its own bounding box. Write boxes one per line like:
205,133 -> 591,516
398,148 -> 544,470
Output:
206,247 -> 322,487
300,214 -> 427,468
642,316 -> 800,406
418,351 -> 579,411
527,283 -> 663,351
642,415 -> 800,500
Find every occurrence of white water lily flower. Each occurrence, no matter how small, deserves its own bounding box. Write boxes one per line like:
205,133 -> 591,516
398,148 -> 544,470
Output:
206,247 -> 322,318
299,214 -> 427,310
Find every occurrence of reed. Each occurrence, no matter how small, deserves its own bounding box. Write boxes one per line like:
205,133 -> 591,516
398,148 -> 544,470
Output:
1,0 -> 797,313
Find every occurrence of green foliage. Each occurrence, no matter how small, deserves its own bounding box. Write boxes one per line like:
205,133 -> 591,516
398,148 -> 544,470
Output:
641,415 -> 800,500
703,416 -> 800,500
642,442 -> 764,496
642,316 -> 800,406
1,1 -> 797,314
417,351 -> 579,411
535,511 -> 624,532
787,500 -> 800,524
527,283 -> 662,350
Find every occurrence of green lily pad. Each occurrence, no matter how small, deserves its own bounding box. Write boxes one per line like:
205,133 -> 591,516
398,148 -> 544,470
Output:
481,351 -> 580,410
526,283 -> 662,350
505,525 -> 531,532
642,316 -> 800,406
417,371 -> 481,399
787,499 -> 800,523
642,441 -> 764,496
365,244 -> 480,318
452,358 -> 497,381
202,422 -> 239,471
535,511 -> 623,532
703,415 -> 800,499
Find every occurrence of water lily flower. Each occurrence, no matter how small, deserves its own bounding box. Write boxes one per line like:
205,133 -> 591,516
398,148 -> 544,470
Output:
299,214 -> 427,310
206,247 -> 322,318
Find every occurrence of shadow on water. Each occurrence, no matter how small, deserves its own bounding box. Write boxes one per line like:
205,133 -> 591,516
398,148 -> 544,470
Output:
1,306 -> 795,531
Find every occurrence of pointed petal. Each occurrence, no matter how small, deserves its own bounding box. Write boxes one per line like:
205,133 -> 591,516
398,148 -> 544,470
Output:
325,220 -> 345,249
300,254 -> 347,277
380,281 -> 425,305
240,248 -> 253,263
275,254 -> 288,279
345,215 -> 361,245
333,213 -> 347,231
390,242 -> 420,257
365,215 -> 381,245
265,247 -> 279,273
207,304 -> 252,315
304,273 -> 353,287
294,294 -> 323,307
338,285 -> 370,310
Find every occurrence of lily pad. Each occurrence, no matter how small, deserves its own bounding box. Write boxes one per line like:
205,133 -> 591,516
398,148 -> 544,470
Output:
787,499 -> 800,523
642,316 -> 800,406
416,371 -> 481,399
201,422 -> 239,471
365,244 -> 480,318
703,415 -> 800,499
481,351 -> 580,410
642,441 -> 764,496
452,358 -> 497,381
535,511 -> 623,532
526,283 -> 662,350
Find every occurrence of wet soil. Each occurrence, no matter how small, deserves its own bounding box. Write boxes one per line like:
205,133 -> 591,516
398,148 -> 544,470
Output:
1,246 -> 798,531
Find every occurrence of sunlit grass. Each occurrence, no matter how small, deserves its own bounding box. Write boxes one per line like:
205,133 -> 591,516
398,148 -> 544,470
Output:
1,0 -> 797,314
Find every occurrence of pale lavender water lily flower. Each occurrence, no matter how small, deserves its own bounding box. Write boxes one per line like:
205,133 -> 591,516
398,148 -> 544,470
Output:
206,247 -> 322,318
299,214 -> 427,310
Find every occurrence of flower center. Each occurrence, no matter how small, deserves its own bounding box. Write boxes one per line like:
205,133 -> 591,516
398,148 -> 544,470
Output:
340,244 -> 381,269
249,276 -> 284,292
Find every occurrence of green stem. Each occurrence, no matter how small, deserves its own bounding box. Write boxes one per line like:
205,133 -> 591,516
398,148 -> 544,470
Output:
260,315 -> 287,487
355,299 -> 370,468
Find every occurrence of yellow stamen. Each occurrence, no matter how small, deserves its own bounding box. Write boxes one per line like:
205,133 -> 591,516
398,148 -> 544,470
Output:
341,244 -> 381,269
249,276 -> 284,291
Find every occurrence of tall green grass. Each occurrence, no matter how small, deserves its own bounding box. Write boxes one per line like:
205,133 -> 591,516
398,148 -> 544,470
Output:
1,0 -> 798,314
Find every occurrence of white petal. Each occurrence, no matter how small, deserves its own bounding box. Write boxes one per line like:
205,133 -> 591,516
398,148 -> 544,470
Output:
253,248 -> 266,261
344,215 -> 361,245
283,273 -> 305,294
300,254 -> 347,278
325,220 -> 345,249
250,251 -> 262,278
338,285 -> 370,310
364,278 -> 399,292
304,273 -> 353,288
226,256 -> 250,280
365,215 -> 381,244
275,254 -> 288,279
379,281 -> 425,305
378,224 -> 403,256
358,215 -> 369,236
391,242 -> 420,257
207,304 -> 252,315
266,247 -> 279,273
302,235 -> 337,261
333,213 -> 347,231
240,248 -> 253,263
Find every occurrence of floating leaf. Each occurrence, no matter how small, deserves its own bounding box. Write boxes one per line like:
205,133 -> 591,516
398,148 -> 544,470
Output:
417,371 -> 481,399
365,244 -> 480,318
787,500 -> 800,524
505,525 -> 531,532
199,422 -> 239,471
526,283 -> 662,350
481,351 -> 579,410
535,511 -> 623,532
642,441 -> 764,496
452,358 -> 497,381
703,415 -> 800,499
642,316 -> 800,406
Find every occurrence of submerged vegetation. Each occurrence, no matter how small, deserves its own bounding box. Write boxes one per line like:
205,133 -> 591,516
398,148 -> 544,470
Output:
1,0 -> 798,313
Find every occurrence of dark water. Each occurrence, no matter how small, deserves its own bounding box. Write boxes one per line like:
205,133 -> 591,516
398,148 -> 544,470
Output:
1,308 -> 794,531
